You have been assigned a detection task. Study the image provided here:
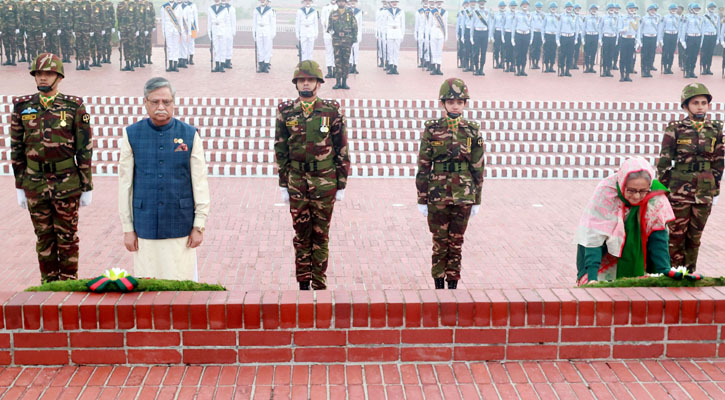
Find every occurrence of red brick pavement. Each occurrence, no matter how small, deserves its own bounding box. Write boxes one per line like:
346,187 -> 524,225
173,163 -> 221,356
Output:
1,49 -> 721,102
1,360 -> 725,399
2,177 -> 724,292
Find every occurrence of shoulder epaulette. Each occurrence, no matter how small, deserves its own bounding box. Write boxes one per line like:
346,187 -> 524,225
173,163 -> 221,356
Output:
61,95 -> 84,106
277,100 -> 294,112
322,99 -> 340,109
12,95 -> 33,105
466,120 -> 480,130
424,119 -> 437,127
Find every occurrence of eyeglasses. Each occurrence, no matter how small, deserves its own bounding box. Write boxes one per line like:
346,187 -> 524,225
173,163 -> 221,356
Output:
146,99 -> 174,107
625,188 -> 651,196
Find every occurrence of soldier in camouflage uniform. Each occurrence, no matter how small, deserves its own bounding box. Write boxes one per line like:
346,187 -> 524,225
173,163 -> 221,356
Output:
101,0 -> 114,63
88,0 -> 103,66
43,0 -> 60,55
134,0 -> 146,67
275,60 -> 350,290
142,0 -> 154,64
74,0 -> 91,70
23,0 -> 45,66
327,0 -> 357,90
656,83 -> 723,273
0,0 -> 20,65
416,78 -> 484,289
58,0 -> 74,63
10,53 -> 94,283
116,0 -> 135,70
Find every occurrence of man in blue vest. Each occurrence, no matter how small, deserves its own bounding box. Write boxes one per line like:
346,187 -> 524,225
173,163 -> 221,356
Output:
118,77 -> 211,281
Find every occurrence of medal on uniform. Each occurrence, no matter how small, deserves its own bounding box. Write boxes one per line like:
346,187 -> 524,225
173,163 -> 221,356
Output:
320,116 -> 330,133
59,111 -> 67,127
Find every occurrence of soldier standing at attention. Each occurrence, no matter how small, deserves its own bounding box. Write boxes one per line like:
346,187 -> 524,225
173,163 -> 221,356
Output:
571,3 -> 582,70
557,2 -> 577,77
0,0 -> 20,65
581,4 -> 599,74
142,0 -> 154,65
295,0 -> 318,63
503,1 -> 517,72
512,0 -> 532,76
384,0 -> 404,75
101,0 -> 114,64
699,2 -> 719,75
44,0 -> 61,56
74,0 -> 92,70
57,0 -> 73,64
637,4 -> 659,78
541,2 -> 557,72
415,0 -> 428,68
428,0 -> 447,75
416,78 -> 484,290
117,0 -> 135,71
529,2 -> 544,70
275,60 -> 350,290
469,0 -> 490,76
320,0 -> 335,78
11,53 -> 93,284
253,0 -> 275,73
658,4 -> 680,75
24,0 -> 45,66
679,3 -> 703,78
657,83 -> 723,273
617,2 -> 638,82
161,0 -> 182,71
208,0 -> 230,72
88,0 -> 103,67
328,0 -> 356,90
348,0 -> 362,74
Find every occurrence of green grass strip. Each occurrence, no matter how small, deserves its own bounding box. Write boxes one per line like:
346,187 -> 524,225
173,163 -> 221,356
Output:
583,276 -> 725,288
26,278 -> 226,292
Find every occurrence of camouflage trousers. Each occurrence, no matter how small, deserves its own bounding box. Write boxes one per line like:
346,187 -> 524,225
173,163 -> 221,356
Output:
333,44 -> 352,79
668,200 -> 712,272
290,196 -> 336,290
75,32 -> 90,60
16,33 -> 26,59
90,31 -> 103,60
26,195 -> 81,283
136,35 -> 146,59
103,30 -> 112,56
2,33 -> 16,60
45,32 -> 61,55
144,32 -> 152,57
427,204 -> 472,281
120,30 -> 135,62
60,31 -> 74,60
25,31 -> 45,63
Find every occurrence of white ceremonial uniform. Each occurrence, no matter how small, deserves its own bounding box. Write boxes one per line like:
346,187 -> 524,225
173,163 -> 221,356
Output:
224,2 -> 237,61
208,2 -> 231,63
385,6 -> 405,66
320,3 -> 336,68
350,7 -> 363,65
161,1 -> 183,61
295,6 -> 319,60
428,7 -> 447,65
253,5 -> 276,64
186,1 -> 199,57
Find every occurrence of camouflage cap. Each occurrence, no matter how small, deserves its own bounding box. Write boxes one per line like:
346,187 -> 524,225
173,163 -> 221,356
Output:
292,60 -> 325,84
439,78 -> 470,100
30,53 -> 64,78
680,83 -> 712,107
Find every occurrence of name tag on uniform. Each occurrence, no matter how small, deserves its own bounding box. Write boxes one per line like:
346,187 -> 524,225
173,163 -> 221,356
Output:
286,120 -> 298,127
677,139 -> 692,144
22,114 -> 37,121
431,141 -> 444,146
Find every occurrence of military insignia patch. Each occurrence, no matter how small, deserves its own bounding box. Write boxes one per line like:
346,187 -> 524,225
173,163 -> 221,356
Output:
677,139 -> 692,145
21,107 -> 38,115
286,120 -> 298,127
22,114 -> 37,121
431,141 -> 444,146
82,114 -> 90,123
477,137 -> 483,146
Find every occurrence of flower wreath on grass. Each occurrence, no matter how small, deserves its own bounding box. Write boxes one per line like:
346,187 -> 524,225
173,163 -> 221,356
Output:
87,268 -> 139,293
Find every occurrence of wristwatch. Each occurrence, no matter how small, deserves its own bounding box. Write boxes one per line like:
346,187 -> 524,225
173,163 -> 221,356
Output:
194,226 -> 205,234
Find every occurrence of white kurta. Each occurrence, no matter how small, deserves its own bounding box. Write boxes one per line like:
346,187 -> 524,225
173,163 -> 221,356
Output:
118,125 -> 210,281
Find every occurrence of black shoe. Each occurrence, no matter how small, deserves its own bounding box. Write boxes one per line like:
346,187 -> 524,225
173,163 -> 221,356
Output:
333,78 -> 342,90
147,56 -> 153,64
664,67 -> 673,74
121,61 -> 134,71
138,59 -> 145,68
650,66 -> 657,71
623,74 -> 632,82
447,280 -> 458,290
325,66 -> 334,78
520,69 -> 527,76
387,66 -> 395,75
178,59 -> 187,68
167,61 -> 175,72
172,61 -> 179,72
612,65 -> 618,70
571,65 -> 579,70
188,55 -> 194,65
532,63 -> 540,69
103,56 -> 110,64
351,64 -> 358,74
19,56 -> 26,63
642,71 -> 652,77
299,281 -> 310,290
341,77 -> 350,90
83,60 -> 90,70
434,278 -> 445,289
257,62 -> 264,72
225,60 -> 232,69
213,62 -> 224,72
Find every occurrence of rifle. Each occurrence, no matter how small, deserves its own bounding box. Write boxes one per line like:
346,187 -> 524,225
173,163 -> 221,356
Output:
296,39 -> 301,63
457,37 -> 461,68
164,36 -> 168,70
598,41 -> 603,76
416,38 -> 420,67
24,32 -> 30,68
0,32 -> 3,66
118,31 -> 122,71
209,30 -> 214,72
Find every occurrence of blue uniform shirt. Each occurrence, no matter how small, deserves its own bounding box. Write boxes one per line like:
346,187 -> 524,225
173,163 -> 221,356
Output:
531,11 -> 545,31
494,10 -> 507,31
618,13 -> 639,38
513,10 -> 532,33
543,12 -> 559,34
557,11 -> 578,40
504,9 -> 516,31
638,14 -> 660,41
658,13 -> 680,43
702,11 -> 719,35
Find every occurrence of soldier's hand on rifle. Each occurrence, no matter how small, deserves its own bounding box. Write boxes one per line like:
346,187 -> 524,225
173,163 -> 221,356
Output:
279,187 -> 290,204
90,32 -> 94,37
112,28 -> 116,34
135,31 -> 140,37
57,29 -> 61,35
101,30 -> 105,35
42,32 -> 46,38
144,31 -> 149,36
470,205 -> 480,217
417,204 -> 428,217
15,29 -> 19,34
80,191 -> 93,207
335,189 -> 345,202
16,189 -> 27,210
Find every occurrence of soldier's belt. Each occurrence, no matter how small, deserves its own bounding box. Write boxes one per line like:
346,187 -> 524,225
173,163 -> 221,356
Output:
664,31 -> 677,34
433,161 -> 469,173
290,159 -> 334,172
674,161 -> 711,173
27,158 -> 76,173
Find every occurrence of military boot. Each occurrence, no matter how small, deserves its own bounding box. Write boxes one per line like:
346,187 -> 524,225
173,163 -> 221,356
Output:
351,64 -> 358,74
178,59 -> 187,68
392,65 -> 400,75
703,66 -> 712,75
434,278 -> 445,289
84,60 -> 91,70
121,60 -> 134,71
664,65 -> 673,74
332,77 -> 342,90
19,55 -> 26,63
341,77 -> 350,90
225,59 -> 232,68
9,55 -> 16,66
299,281 -> 310,290
167,60 -> 175,72
447,280 -> 458,289
263,62 -> 271,73
188,55 -> 194,65
257,62 -> 264,72
90,57 -> 99,67
326,66 -> 334,78
148,55 -> 153,64
212,61 -> 223,72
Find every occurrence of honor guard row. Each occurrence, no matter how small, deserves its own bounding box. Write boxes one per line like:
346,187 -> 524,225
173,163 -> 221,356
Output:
161,0 -> 199,72
0,0 -> 155,71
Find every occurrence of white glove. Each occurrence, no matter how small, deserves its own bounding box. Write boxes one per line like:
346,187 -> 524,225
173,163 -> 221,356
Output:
279,187 -> 290,204
599,39 -> 602,46
101,30 -> 105,35
80,191 -> 92,207
112,28 -> 116,33
714,196 -> 719,206
681,41 -> 686,49
135,31 -> 140,37
470,205 -> 480,217
42,32 -> 46,38
57,29 -> 61,35
512,40 -> 516,46
556,40 -> 560,47
90,32 -> 94,37
72,32 -> 76,38
15,29 -> 19,34
417,204 -> 428,217
144,30 -> 149,36
335,189 -> 345,202
16,189 -> 27,209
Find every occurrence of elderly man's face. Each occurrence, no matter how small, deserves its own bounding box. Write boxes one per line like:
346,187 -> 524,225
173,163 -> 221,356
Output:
144,87 -> 175,126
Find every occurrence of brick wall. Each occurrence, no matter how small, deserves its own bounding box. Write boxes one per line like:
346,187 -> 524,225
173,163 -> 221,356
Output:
1,287 -> 723,366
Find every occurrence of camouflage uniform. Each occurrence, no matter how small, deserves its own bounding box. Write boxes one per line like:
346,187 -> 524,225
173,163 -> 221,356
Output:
416,78 -> 484,287
0,0 -> 19,65
23,0 -> 45,63
327,4 -> 357,88
43,0 -> 61,55
142,0 -> 154,63
74,0 -> 92,67
275,61 -> 350,290
10,54 -> 94,283
101,0 -> 114,62
656,83 -> 723,272
88,0 -> 103,66
58,0 -> 74,62
134,0 -> 145,66
116,0 -> 135,65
